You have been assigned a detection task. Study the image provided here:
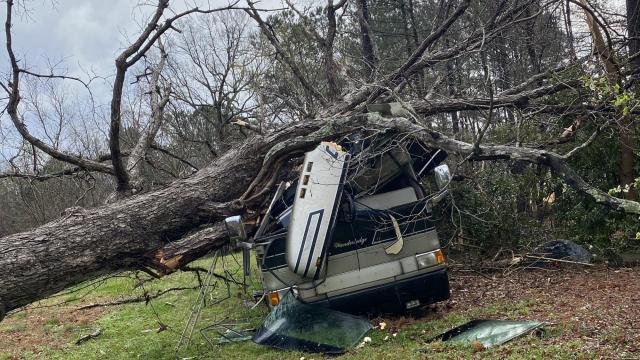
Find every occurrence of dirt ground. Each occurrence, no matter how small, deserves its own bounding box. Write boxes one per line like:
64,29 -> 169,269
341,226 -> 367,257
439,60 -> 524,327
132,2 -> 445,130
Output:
0,305 -> 108,359
445,266 -> 640,357
1,266 -> 639,359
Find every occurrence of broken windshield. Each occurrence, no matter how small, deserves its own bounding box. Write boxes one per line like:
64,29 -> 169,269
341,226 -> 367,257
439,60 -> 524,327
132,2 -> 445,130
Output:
252,292 -> 372,354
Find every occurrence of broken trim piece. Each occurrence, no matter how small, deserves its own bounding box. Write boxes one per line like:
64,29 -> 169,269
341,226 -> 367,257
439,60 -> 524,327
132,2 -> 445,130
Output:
286,142 -> 350,279
385,215 -> 405,255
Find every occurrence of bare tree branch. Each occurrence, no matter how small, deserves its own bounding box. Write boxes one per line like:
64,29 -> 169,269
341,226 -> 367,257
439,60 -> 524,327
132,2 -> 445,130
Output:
3,0 -> 114,175
110,0 -> 242,192
245,1 -> 328,106
127,39 -> 171,190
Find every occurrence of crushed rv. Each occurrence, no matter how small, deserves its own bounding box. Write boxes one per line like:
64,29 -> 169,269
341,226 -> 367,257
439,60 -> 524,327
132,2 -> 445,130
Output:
225,133 -> 452,314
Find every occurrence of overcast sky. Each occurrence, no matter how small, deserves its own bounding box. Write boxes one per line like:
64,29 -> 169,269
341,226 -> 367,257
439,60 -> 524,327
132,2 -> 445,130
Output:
2,0 -> 284,81
7,1 -> 149,80
0,1 -> 284,162
0,0 -> 629,164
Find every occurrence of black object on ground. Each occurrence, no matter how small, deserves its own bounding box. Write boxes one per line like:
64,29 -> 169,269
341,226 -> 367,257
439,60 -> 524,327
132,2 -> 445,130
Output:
534,239 -> 591,264
75,328 -> 102,345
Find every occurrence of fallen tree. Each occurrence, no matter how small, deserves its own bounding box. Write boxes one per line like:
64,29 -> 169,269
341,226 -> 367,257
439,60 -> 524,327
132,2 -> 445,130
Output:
1,0 -> 639,323
1,112 -> 639,320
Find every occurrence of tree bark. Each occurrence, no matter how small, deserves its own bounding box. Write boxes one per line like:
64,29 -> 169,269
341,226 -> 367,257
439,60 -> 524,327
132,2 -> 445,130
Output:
127,42 -> 170,190
355,0 -> 379,78
0,120 -> 322,318
580,0 -> 636,199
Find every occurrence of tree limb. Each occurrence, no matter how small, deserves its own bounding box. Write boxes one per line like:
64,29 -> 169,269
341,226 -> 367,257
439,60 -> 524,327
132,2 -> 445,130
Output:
3,0 -> 113,176
245,1 -> 328,106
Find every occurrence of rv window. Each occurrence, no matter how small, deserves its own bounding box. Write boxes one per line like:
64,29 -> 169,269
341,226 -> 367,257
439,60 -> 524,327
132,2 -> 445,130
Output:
354,187 -> 418,211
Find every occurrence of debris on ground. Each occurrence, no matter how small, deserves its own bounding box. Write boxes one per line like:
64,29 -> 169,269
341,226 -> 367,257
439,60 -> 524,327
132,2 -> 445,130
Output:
533,239 -> 591,264
355,336 -> 373,349
431,320 -> 545,348
214,327 -> 254,344
252,293 -> 371,354
75,328 -> 102,345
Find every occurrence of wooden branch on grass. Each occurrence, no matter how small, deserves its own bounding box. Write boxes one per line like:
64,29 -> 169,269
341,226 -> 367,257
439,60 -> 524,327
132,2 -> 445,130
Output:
524,255 -> 593,267
75,286 -> 198,311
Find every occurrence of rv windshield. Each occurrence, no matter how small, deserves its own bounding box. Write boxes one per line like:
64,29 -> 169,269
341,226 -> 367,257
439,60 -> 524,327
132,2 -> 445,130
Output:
252,292 -> 372,354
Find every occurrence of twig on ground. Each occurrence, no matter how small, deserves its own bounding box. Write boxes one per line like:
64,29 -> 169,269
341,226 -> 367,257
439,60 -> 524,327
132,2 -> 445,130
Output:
75,286 -> 198,311
524,255 -> 593,266
75,328 -> 102,345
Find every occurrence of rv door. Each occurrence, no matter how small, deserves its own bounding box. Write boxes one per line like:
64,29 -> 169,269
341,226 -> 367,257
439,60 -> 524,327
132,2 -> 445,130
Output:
286,142 -> 349,279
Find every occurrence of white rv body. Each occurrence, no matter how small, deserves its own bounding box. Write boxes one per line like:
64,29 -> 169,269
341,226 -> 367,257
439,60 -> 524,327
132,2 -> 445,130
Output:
285,142 -> 349,279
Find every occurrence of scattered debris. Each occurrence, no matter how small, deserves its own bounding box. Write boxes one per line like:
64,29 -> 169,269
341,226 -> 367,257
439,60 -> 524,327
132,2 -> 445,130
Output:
431,320 -> 545,348
75,328 -> 102,345
199,319 -> 254,346
157,322 -> 168,333
471,339 -> 485,353
175,250 -> 240,356
356,336 -> 373,349
214,327 -> 254,344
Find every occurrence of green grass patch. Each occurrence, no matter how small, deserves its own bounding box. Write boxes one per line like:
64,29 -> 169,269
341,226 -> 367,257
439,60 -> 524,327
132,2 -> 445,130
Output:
1,254 -> 594,359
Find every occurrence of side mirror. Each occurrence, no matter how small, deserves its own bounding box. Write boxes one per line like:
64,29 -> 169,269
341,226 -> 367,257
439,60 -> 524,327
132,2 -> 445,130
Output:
224,215 -> 251,278
224,215 -> 247,246
434,164 -> 451,190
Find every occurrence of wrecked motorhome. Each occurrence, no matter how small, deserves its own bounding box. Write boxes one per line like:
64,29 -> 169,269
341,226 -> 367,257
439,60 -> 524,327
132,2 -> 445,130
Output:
225,134 -> 452,314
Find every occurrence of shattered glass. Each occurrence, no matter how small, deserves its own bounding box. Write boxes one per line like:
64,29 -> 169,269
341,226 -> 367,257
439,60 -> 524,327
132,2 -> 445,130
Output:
252,292 -> 372,354
433,320 -> 545,347
215,328 -> 253,344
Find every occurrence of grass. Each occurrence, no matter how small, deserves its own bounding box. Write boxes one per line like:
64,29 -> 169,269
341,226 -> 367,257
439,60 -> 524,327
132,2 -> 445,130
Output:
0,254 -> 616,359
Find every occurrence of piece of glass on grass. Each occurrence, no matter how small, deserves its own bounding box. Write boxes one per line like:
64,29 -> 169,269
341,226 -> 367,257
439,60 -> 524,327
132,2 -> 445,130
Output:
433,319 -> 545,348
252,292 -> 372,354
216,327 -> 253,344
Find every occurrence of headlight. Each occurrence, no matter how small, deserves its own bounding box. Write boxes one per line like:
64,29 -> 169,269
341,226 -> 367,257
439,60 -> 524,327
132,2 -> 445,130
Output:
416,249 -> 445,269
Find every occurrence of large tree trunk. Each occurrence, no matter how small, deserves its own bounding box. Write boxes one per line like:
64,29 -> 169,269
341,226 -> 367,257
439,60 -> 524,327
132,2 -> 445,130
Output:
0,147 -> 252,317
0,120 -> 322,318
580,0 -> 636,199
355,0 -> 379,78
